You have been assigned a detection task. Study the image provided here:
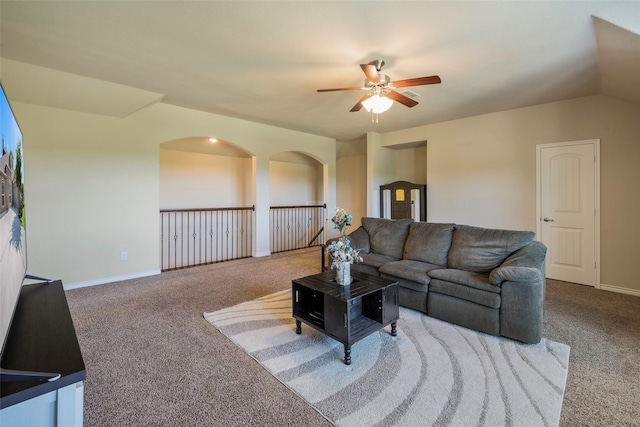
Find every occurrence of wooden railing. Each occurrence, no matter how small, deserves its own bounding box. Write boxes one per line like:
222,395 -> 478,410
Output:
160,204 -> 326,271
270,204 -> 326,253
160,206 -> 254,271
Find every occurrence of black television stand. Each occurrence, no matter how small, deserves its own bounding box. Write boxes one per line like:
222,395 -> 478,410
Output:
0,280 -> 86,426
1,276 -> 60,383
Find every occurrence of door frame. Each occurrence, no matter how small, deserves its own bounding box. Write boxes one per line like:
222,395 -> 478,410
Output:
536,139 -> 601,288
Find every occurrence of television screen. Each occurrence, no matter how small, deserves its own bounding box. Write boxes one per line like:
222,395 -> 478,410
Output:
0,81 -> 26,359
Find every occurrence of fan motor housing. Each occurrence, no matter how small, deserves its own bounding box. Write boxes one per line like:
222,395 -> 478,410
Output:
365,73 -> 390,88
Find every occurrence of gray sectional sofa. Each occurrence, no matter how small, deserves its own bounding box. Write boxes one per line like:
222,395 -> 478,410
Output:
327,217 -> 547,344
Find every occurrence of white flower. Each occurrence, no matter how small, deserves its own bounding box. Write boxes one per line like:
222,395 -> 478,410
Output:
326,236 -> 362,269
331,207 -> 353,235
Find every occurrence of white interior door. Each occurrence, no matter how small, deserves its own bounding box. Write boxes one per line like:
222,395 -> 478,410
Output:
537,140 -> 599,287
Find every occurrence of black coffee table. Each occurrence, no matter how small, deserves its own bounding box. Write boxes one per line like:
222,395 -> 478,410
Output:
292,270 -> 399,365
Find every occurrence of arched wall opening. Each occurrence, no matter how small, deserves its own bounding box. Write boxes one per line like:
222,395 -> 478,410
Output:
159,137 -> 255,271
159,141 -> 329,270
269,151 -> 326,253
269,151 -> 324,206
160,137 -> 253,209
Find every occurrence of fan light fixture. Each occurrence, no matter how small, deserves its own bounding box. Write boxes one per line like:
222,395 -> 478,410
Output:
317,59 -> 441,124
361,95 -> 393,114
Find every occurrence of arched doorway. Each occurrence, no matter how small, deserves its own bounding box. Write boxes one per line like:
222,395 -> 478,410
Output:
159,137 -> 254,270
269,151 -> 326,253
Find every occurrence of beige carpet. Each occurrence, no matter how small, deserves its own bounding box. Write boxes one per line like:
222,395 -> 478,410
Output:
205,289 -> 570,427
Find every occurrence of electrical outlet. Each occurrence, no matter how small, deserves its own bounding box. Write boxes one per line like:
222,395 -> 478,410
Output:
121,252 -> 128,261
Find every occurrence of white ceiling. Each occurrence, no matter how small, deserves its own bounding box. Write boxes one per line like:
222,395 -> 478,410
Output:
1,1 -> 639,142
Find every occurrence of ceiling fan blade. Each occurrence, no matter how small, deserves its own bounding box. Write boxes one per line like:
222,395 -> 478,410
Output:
317,87 -> 363,92
350,94 -> 371,112
360,64 -> 380,83
386,90 -> 419,108
392,75 -> 441,88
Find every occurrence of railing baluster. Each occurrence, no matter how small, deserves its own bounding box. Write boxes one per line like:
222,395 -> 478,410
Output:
159,206 -> 254,272
173,212 -> 177,270
269,204 -> 325,254
160,204 -> 322,271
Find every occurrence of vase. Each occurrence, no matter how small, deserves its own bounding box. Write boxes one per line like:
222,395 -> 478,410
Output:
335,261 -> 352,286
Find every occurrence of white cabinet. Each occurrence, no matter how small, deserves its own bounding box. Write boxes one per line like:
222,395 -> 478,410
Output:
0,382 -> 83,427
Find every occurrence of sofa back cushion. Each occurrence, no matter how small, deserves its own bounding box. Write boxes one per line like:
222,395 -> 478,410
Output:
403,222 -> 455,266
361,217 -> 413,259
448,225 -> 535,273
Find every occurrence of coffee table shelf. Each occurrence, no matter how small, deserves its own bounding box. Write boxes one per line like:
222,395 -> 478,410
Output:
292,271 -> 399,365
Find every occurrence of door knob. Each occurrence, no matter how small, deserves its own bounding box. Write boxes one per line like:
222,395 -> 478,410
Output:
543,217 -> 555,222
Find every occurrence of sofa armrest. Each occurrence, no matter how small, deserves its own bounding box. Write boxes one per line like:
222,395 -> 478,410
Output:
493,241 -> 547,343
489,241 -> 547,285
500,278 -> 545,343
347,226 -> 371,254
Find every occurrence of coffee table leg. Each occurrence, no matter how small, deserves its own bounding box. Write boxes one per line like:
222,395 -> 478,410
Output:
296,320 -> 302,334
344,345 -> 351,365
391,321 -> 397,337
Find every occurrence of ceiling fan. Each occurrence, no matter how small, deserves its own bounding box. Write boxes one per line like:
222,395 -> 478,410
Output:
317,59 -> 441,118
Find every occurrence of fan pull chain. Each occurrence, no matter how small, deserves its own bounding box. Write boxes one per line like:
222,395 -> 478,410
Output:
371,111 -> 379,124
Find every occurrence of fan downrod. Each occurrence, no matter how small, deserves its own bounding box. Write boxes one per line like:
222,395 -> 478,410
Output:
369,59 -> 385,72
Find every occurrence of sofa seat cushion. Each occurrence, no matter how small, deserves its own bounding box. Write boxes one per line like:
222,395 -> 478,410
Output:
448,225 -> 535,273
351,262 -> 380,277
428,268 -> 501,293
429,278 -> 501,309
403,222 -> 455,266
362,217 -> 413,259
382,274 -> 429,293
379,260 -> 443,287
359,252 -> 399,269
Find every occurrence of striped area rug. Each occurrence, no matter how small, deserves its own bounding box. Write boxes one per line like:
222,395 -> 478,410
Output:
204,290 -> 570,427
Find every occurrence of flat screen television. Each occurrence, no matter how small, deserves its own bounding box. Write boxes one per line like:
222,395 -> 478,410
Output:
0,81 -> 26,355
0,82 -> 59,383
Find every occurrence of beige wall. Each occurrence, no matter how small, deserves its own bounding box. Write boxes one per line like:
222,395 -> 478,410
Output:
11,100 -> 335,287
338,138 -> 426,226
380,94 -> 640,293
336,140 -> 367,230
366,132 -> 396,217
269,160 -> 322,206
160,149 -> 252,209
17,104 -> 160,286
392,145 -> 427,185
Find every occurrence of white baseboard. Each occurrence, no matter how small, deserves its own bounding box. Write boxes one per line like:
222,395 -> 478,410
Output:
599,283 -> 640,297
63,270 -> 161,291
252,251 -> 271,257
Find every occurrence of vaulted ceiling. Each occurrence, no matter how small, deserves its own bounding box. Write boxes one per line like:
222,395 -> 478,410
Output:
1,1 -> 639,141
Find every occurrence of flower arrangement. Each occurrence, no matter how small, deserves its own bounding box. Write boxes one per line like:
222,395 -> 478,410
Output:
331,207 -> 353,236
326,207 -> 362,271
326,236 -> 362,270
